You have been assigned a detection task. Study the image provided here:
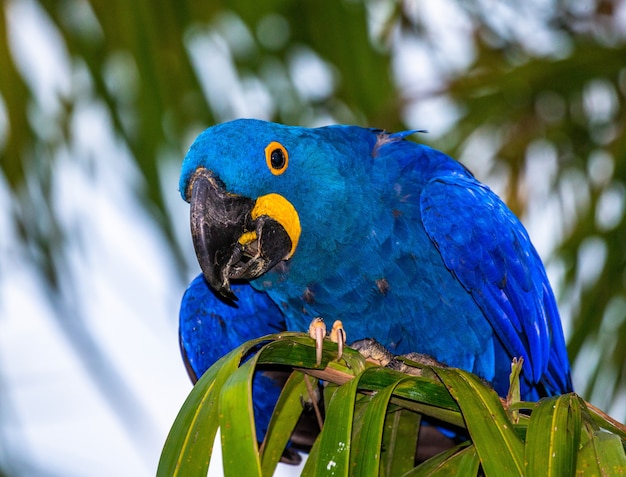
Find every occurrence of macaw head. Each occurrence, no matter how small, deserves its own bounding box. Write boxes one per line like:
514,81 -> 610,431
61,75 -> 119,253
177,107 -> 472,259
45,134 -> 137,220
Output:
179,119 -> 380,300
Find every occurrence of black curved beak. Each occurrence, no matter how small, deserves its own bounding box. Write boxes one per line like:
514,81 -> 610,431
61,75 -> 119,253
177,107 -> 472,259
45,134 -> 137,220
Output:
188,168 -> 293,300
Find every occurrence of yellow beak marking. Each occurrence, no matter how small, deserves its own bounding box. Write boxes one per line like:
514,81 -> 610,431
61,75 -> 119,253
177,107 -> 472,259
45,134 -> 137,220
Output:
251,193 -> 301,258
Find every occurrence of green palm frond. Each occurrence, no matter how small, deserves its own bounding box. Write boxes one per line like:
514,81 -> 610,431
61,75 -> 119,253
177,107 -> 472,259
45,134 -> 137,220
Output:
159,335 -> 626,476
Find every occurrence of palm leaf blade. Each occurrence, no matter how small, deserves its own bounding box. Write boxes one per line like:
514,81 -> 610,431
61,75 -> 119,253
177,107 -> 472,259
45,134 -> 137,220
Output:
434,367 -> 525,476
219,357 -> 262,477
524,393 -> 582,477
351,377 -> 409,476
157,347 -> 242,477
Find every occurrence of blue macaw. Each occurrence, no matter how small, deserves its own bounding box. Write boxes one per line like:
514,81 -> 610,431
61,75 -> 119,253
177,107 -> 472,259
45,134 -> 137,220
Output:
178,119 -> 572,456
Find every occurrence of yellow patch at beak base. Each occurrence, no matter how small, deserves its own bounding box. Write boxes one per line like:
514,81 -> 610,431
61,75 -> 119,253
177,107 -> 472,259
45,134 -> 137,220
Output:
252,193 -> 301,258
238,231 -> 258,247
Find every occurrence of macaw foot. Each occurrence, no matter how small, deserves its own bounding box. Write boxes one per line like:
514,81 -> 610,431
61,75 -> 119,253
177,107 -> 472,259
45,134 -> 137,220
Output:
308,317 -> 346,365
350,338 -> 394,366
351,338 -> 446,376
308,317 -> 326,366
330,320 -> 346,361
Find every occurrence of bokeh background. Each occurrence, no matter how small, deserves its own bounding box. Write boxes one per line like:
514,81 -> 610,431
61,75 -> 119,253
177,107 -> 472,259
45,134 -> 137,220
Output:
1,0 -> 625,475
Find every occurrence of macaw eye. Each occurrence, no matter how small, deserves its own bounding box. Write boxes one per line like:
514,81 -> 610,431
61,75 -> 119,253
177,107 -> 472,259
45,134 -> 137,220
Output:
265,141 -> 288,175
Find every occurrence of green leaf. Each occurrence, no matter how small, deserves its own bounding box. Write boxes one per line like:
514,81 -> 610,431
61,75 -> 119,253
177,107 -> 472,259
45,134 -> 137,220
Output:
577,429 -> 626,476
524,393 -> 582,477
392,382 -> 465,429
260,371 -> 312,476
593,432 -> 626,475
357,366 -> 464,426
506,358 -> 524,424
435,367 -> 525,476
160,334 -> 626,477
351,376 -> 411,476
380,409 -> 420,477
157,347 -> 243,477
219,356 -> 262,477
157,335 -> 273,477
257,332 -> 341,369
584,401 -> 626,441
406,441 -> 480,476
302,369 -> 361,477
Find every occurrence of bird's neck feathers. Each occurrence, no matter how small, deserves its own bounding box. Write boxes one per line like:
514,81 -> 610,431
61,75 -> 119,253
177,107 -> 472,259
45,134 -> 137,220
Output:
258,129 -> 419,285
254,126 -> 473,295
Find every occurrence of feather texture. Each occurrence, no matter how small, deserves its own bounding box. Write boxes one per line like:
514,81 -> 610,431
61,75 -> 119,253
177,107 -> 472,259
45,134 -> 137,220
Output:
179,119 -> 572,442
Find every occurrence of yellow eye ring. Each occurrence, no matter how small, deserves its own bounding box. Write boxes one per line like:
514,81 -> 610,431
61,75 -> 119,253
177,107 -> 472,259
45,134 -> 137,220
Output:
265,141 -> 289,175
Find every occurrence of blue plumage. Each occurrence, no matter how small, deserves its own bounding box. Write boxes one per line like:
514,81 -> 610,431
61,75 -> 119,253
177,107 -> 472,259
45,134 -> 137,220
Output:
178,119 -> 572,442
179,275 -> 285,378
179,275 -> 286,443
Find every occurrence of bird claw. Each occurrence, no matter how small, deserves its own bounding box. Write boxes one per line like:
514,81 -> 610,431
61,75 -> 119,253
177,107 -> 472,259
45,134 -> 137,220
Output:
308,317 -> 326,366
329,320 -> 346,362
387,352 -> 444,376
308,318 -> 346,366
351,338 -> 394,366
351,338 -> 444,377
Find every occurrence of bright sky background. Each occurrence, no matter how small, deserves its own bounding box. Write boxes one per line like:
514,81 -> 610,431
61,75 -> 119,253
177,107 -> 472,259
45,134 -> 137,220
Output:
0,2 -> 306,475
1,2 -> 190,476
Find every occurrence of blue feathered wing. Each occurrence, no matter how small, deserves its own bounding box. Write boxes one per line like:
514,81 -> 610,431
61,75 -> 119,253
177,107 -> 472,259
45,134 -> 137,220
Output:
420,175 -> 572,399
179,274 -> 287,442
